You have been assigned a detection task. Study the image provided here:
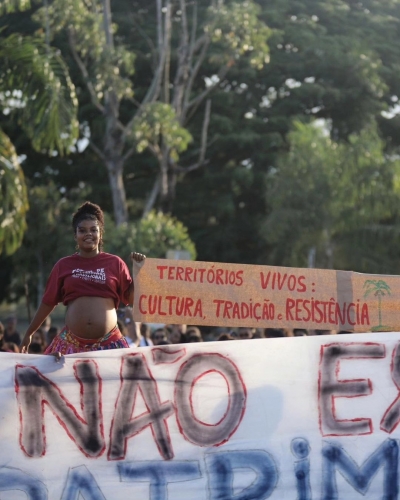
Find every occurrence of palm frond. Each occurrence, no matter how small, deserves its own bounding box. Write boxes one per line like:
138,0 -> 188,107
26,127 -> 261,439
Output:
377,280 -> 391,293
0,129 -> 28,255
0,0 -> 31,15
0,34 -> 78,154
363,279 -> 378,288
363,279 -> 378,297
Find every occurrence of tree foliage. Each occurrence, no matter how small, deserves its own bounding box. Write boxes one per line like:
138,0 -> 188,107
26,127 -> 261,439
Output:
0,130 -> 28,255
104,210 -> 197,261
208,0 -> 270,69
29,0 -> 272,222
0,3 -> 79,256
132,103 -> 192,160
0,0 -> 30,15
3,0 -> 400,287
262,120 -> 400,272
0,34 -> 78,153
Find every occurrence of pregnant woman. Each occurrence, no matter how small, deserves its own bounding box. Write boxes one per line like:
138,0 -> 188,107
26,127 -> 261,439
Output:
20,201 -> 145,355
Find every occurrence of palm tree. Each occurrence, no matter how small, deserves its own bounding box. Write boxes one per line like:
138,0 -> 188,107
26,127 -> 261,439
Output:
0,0 -> 78,254
363,279 -> 392,331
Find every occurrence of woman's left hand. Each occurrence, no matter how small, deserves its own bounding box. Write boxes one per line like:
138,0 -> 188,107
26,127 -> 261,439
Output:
131,252 -> 146,263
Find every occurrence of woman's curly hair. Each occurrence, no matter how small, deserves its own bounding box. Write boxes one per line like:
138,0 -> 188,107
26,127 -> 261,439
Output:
72,202 -> 105,249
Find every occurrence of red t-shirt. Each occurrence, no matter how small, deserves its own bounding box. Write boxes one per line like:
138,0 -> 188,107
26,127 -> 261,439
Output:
42,252 -> 132,308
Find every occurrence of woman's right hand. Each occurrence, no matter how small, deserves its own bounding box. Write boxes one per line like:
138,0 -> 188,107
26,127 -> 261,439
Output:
20,334 -> 32,354
131,252 -> 146,263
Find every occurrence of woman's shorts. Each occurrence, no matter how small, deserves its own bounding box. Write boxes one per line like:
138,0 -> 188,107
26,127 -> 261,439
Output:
44,324 -> 130,355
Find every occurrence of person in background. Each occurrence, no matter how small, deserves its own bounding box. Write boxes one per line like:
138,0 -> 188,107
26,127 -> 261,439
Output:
0,321 -> 19,352
4,315 -> 21,346
29,329 -> 47,353
293,328 -> 308,336
139,323 -> 153,347
4,342 -> 19,353
0,322 -> 7,352
40,316 -> 52,339
313,329 -> 335,335
251,329 -> 265,339
170,324 -> 187,343
186,326 -> 203,343
0,321 -> 9,352
228,329 -> 239,340
238,327 -> 255,340
46,326 -> 59,347
218,333 -> 234,341
265,328 -> 285,338
117,307 -> 152,347
167,324 -> 185,344
118,307 -> 137,346
20,201 -> 146,355
155,339 -> 171,346
151,328 -> 168,346
28,342 -> 44,354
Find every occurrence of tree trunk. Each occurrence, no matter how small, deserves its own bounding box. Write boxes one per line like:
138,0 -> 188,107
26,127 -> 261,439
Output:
102,0 -> 128,225
378,294 -> 382,327
160,145 -> 170,213
106,158 -> 127,225
143,176 -> 161,219
102,75 -> 128,224
167,166 -> 177,213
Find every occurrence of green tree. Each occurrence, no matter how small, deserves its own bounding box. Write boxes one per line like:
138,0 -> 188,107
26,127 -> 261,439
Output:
174,0 -> 400,264
0,0 -> 78,255
31,0 -> 270,222
5,0 -> 400,268
262,120 -> 400,271
104,210 -> 196,261
0,131 -> 28,255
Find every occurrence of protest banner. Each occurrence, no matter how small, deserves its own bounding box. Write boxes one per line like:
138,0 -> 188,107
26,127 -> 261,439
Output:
134,258 -> 400,332
1,333 -> 400,499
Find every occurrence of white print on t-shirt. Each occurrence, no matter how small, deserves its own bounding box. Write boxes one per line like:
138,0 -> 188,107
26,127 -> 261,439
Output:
71,268 -> 106,284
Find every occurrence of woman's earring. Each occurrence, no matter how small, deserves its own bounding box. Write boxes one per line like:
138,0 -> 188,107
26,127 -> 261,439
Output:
75,244 -> 79,250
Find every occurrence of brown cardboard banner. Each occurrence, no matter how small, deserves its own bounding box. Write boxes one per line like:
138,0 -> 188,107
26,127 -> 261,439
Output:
134,258 -> 399,332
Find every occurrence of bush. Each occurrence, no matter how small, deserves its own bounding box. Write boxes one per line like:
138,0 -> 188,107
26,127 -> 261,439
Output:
104,211 -> 197,262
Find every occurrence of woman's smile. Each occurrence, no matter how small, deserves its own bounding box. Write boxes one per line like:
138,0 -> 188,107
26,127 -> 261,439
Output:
75,220 -> 101,255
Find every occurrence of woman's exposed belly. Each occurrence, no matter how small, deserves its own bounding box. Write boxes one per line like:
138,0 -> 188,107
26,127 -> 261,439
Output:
65,296 -> 117,339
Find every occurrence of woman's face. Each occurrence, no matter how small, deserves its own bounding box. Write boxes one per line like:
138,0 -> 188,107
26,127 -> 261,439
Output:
75,219 -> 101,254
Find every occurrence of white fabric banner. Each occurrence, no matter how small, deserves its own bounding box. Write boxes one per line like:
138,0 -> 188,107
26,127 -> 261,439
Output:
1,333 -> 400,499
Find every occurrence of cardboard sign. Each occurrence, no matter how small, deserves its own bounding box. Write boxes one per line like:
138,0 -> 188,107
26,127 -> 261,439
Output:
2,333 -> 400,499
134,258 -> 400,332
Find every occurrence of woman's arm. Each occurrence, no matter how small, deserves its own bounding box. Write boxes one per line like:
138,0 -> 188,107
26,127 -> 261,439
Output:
20,302 -> 56,353
128,252 -> 146,305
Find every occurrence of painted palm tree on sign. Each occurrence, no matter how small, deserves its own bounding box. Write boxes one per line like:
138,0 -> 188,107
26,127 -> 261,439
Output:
363,279 -> 392,331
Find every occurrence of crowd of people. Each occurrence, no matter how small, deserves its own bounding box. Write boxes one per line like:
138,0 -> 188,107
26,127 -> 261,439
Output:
0,311 -> 354,354
0,315 -> 59,354
104,310 -> 355,347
